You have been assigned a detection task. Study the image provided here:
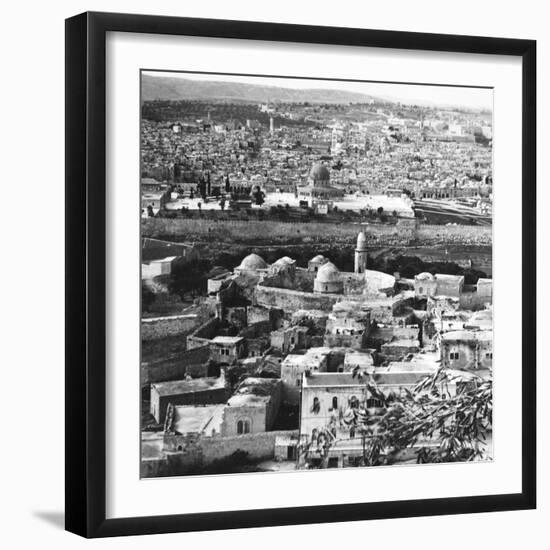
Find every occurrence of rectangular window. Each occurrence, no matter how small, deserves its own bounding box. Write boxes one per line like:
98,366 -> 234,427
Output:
486,352 -> 493,359
450,351 -> 460,360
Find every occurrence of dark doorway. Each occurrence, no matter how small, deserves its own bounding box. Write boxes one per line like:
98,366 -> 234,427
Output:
287,445 -> 296,460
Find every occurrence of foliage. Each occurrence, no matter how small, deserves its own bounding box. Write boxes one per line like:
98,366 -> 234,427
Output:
303,369 -> 492,467
168,258 -> 212,299
141,282 -> 156,312
369,369 -> 493,465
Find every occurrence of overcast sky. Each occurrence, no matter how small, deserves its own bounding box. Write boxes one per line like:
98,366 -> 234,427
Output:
143,70 -> 493,110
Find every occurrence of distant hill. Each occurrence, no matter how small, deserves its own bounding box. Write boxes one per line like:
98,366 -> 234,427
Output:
141,74 -> 380,104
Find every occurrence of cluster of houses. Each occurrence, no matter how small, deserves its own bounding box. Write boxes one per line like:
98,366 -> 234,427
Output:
141,231 -> 492,474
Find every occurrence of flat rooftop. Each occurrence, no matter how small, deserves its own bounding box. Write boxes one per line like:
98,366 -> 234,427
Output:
435,274 -> 465,282
211,336 -> 244,345
151,376 -> 225,396
303,370 -> 435,388
173,404 -> 225,435
227,377 -> 280,407
442,329 -> 492,342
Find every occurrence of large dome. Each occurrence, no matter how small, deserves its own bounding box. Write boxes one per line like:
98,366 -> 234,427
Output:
238,253 -> 267,271
309,163 -> 330,182
315,261 -> 341,283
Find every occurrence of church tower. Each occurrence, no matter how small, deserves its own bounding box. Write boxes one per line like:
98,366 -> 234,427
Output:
354,231 -> 368,273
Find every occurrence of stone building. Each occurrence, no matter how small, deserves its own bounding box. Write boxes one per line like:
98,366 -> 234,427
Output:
234,253 -> 268,276
209,336 -> 246,364
440,329 -> 493,372
313,262 -> 344,294
281,348 -> 331,405
221,377 -> 282,436
270,325 -> 310,354
324,302 -> 371,349
298,368 -> 462,468
297,163 -> 345,210
150,371 -> 229,423
308,254 -> 328,273
414,272 -> 466,299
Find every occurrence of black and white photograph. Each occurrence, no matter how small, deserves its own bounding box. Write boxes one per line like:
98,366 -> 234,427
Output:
140,71 -> 494,478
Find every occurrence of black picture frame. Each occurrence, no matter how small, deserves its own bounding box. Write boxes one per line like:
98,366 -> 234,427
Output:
65,11 -> 536,538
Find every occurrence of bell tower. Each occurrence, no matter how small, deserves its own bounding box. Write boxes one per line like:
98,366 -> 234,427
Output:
354,231 -> 368,274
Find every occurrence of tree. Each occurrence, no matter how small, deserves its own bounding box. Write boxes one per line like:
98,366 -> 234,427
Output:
169,258 -> 212,300
252,186 -> 265,206
300,369 -> 492,467
141,282 -> 155,312
147,205 -> 154,217
371,370 -> 493,465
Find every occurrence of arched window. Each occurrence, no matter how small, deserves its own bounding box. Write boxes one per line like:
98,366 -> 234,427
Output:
350,396 -> 359,409
237,419 -> 251,434
311,397 -> 320,414
332,396 -> 338,410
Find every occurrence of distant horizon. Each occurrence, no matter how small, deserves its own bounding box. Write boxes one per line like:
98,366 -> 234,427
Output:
142,70 -> 493,111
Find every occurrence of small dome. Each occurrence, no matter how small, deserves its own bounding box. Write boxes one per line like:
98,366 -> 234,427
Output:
416,272 -> 435,281
238,253 -> 267,270
356,231 -> 367,250
309,163 -> 330,181
310,254 -> 326,264
273,256 -> 294,266
315,261 -> 341,283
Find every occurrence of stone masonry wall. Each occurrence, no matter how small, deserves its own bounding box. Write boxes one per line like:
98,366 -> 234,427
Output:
142,314 -> 201,341
142,429 -> 299,477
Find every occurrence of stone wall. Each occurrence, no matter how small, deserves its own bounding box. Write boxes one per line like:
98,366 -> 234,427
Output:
141,314 -> 200,341
459,291 -> 492,311
141,345 -> 211,386
255,285 -> 341,314
141,429 -> 298,477
186,317 -> 220,349
201,429 -> 296,463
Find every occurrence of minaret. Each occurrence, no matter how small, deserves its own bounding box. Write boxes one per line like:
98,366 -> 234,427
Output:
269,116 -> 274,135
354,231 -> 368,274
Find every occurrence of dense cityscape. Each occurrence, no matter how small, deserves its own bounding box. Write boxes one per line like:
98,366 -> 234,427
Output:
140,74 -> 493,477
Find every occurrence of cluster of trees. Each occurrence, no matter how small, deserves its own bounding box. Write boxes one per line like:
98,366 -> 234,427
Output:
142,100 -> 316,129
167,258 -> 213,300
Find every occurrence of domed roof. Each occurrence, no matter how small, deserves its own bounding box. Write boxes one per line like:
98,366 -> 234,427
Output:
309,163 -> 330,181
273,256 -> 294,266
238,253 -> 267,270
310,254 -> 327,264
315,261 -> 341,283
356,231 -> 367,250
416,272 -> 435,281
